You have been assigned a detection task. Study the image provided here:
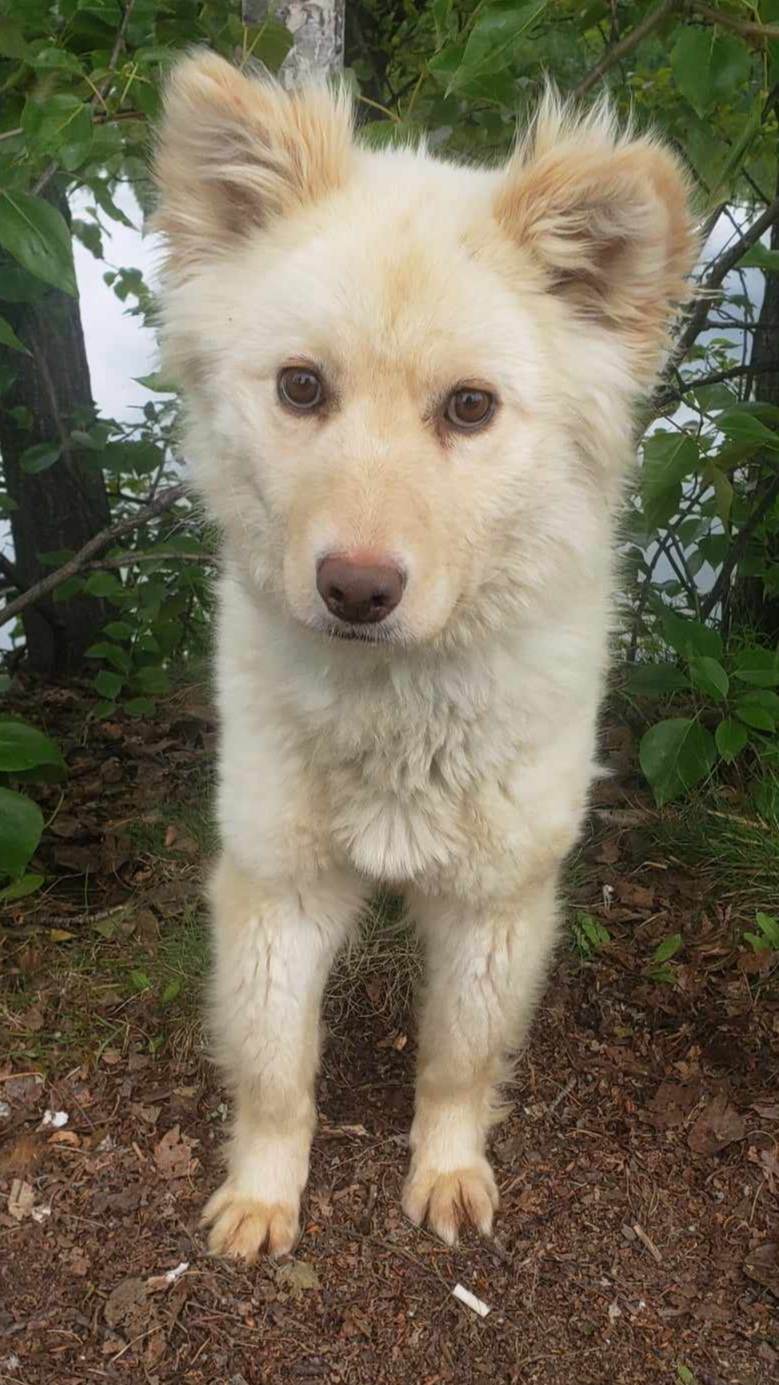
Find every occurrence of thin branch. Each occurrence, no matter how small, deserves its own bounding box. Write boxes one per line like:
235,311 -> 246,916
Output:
653,360 -> 779,410
571,0 -> 681,100
692,4 -> 779,44
82,549 -> 213,572
669,195 -> 779,369
0,485 -> 186,629
700,473 -> 779,618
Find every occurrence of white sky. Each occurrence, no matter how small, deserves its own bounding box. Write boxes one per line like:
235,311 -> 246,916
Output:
71,183 -> 161,420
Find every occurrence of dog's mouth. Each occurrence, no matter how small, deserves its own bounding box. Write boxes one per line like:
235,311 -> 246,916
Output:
305,616 -> 400,646
326,623 -> 390,643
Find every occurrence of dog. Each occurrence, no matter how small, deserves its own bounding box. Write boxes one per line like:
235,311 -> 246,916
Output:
154,51 -> 696,1261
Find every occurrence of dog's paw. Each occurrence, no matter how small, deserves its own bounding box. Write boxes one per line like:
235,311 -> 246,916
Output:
202,1183 -> 299,1262
402,1159 -> 499,1245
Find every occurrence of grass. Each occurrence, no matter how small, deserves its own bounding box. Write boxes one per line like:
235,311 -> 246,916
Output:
649,799 -> 779,921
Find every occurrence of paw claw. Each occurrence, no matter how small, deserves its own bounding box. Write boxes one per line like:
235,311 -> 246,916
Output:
202,1185 -> 299,1262
402,1161 -> 498,1244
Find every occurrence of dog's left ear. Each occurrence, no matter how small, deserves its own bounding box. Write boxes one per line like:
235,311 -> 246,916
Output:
495,96 -> 698,384
154,50 -> 353,276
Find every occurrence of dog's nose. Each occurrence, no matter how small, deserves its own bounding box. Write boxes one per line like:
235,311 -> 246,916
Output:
317,555 -> 405,624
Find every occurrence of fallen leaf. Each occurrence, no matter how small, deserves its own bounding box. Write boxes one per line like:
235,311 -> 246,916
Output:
743,1243 -> 778,1298
648,1081 -> 702,1130
104,1276 -> 148,1329
688,1094 -> 745,1156
276,1261 -> 320,1298
751,1101 -> 779,1121
153,1124 -> 197,1180
7,1179 -> 34,1221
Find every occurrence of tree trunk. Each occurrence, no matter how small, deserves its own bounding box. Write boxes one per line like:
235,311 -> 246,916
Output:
242,1 -> 344,83
0,192 -> 110,676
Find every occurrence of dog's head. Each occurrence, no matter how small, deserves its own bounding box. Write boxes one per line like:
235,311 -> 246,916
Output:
155,53 -> 696,649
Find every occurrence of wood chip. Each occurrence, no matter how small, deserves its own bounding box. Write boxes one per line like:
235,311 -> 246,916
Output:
632,1223 -> 662,1263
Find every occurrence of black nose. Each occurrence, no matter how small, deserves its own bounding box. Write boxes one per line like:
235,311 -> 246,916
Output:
317,555 -> 405,624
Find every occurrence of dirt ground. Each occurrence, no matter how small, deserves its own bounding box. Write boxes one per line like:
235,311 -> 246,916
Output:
0,682 -> 777,1385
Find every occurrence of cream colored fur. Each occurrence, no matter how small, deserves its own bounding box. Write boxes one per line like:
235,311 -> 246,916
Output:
154,52 -> 697,1260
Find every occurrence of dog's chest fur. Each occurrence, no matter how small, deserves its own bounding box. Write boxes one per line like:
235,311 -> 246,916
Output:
284,630 -> 587,891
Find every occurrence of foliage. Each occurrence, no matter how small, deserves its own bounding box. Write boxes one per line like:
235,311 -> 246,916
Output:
743,909 -> 779,951
0,716 -> 64,895
0,0 -> 777,814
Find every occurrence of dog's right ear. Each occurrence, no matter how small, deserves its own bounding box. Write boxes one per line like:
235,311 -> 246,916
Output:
153,51 -> 353,275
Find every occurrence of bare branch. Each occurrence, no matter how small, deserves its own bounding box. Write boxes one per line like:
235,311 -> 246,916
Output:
653,360 -> 779,410
571,0 -> 681,100
0,485 -> 186,630
692,4 -> 779,44
670,195 -> 779,369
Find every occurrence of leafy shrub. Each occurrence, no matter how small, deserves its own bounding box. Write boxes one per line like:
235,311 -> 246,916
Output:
0,719 -> 65,899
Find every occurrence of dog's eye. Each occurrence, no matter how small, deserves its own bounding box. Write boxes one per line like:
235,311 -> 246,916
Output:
444,387 -> 495,431
278,367 -> 324,412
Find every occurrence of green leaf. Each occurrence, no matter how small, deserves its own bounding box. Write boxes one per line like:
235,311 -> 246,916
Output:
737,689 -> 779,715
734,645 -> 779,672
688,656 -> 729,702
84,571 -> 124,599
161,977 -> 182,1004
0,18 -> 28,59
448,0 -> 548,94
732,645 -> 779,687
735,700 -> 775,732
123,697 -> 156,718
0,191 -> 77,296
20,441 -> 62,474
134,372 -> 175,393
755,912 -> 779,950
0,721 -> 64,773
716,410 -> 779,451
671,27 -> 751,116
715,718 -> 748,762
642,433 -> 699,509
0,786 -> 43,877
0,872 -> 44,902
104,621 -> 134,641
0,315 -> 28,353
22,94 -> 92,158
738,243 -> 779,272
653,933 -> 683,964
85,642 -> 131,674
132,665 -> 170,696
639,719 -> 717,806
94,669 -> 123,700
91,700 -> 117,720
129,968 -> 151,992
626,663 -> 690,697
661,610 -> 722,660
671,27 -> 714,117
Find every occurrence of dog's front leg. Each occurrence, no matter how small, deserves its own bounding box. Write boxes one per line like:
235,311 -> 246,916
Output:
403,875 -> 560,1244
202,852 -> 363,1261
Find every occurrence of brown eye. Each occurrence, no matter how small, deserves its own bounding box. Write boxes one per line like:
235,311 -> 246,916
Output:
444,387 -> 495,431
278,366 -> 323,411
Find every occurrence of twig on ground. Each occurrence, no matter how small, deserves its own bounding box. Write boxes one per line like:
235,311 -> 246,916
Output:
632,1222 -> 663,1263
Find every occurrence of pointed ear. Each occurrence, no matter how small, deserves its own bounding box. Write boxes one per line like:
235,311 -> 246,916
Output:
153,50 -> 353,275
494,95 -> 698,383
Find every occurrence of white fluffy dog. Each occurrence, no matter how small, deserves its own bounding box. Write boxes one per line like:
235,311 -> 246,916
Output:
154,52 -> 696,1260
